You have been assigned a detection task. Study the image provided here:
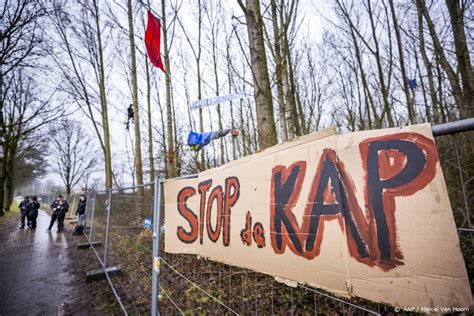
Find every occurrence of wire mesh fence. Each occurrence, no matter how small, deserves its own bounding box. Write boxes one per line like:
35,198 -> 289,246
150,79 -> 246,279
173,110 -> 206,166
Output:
85,192 -> 96,239
434,129 -> 474,286
158,253 -> 384,315
105,185 -> 155,314
89,191 -> 110,262
76,119 -> 473,315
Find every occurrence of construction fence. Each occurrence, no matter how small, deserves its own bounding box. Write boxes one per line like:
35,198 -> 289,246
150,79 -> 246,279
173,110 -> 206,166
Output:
71,119 -> 474,315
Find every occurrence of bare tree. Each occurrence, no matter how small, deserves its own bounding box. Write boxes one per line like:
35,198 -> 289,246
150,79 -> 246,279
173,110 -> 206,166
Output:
2,70 -> 63,213
92,0 -> 113,189
47,1 -> 113,189
445,0 -> 473,118
49,120 -> 97,196
175,0 -> 207,170
0,0 -> 47,214
416,0 -> 470,119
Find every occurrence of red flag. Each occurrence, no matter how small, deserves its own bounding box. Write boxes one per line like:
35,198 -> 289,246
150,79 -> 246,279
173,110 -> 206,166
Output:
145,11 -> 165,73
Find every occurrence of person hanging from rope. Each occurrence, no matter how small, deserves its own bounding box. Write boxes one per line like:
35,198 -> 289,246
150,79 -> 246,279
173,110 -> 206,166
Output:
126,104 -> 134,130
187,128 -> 240,152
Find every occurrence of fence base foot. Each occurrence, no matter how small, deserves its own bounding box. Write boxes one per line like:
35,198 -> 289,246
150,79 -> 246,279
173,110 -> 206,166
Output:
86,266 -> 122,282
78,241 -> 101,249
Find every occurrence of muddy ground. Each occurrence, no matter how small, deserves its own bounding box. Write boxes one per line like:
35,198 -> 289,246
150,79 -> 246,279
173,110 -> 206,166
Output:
0,210 -> 116,316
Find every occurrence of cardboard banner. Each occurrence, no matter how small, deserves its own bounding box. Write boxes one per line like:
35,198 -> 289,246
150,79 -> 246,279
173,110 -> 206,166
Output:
164,124 -> 471,309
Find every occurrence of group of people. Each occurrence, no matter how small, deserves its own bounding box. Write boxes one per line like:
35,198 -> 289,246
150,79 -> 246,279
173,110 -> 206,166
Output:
19,194 -> 87,234
18,196 -> 40,229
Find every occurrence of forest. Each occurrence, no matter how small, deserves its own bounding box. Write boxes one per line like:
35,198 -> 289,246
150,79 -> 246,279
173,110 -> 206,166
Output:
1,0 -> 472,212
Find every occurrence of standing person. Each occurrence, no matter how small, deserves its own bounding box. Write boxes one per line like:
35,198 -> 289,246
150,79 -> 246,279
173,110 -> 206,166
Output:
47,195 -> 68,232
74,194 -> 87,235
18,196 -> 30,229
57,197 -> 69,233
27,196 -> 40,229
47,195 -> 61,231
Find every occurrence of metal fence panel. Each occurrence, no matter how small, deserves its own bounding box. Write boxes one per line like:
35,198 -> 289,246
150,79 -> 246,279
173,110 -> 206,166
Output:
76,120 -> 473,315
105,185 -> 155,315
89,192 -> 109,262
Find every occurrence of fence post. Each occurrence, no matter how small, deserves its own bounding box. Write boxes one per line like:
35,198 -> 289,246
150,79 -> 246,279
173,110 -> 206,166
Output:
103,189 -> 113,268
151,179 -> 163,316
89,192 -> 97,241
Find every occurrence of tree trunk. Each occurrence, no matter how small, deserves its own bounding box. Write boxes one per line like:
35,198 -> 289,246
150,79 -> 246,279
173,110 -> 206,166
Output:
211,28 -> 225,165
3,141 -> 16,212
436,58 -> 448,123
350,27 -> 377,128
270,0 -> 288,141
225,44 -> 237,160
0,152 -> 4,215
0,63 -> 5,216
416,0 -> 467,119
240,0 -> 277,150
127,0 -> 144,193
367,0 -> 394,127
413,44 -> 431,122
388,0 -> 416,124
283,27 -> 301,137
172,94 -> 181,175
161,0 -> 176,178
145,58 -> 155,182
446,0 -> 474,118
295,82 -> 307,134
93,0 -> 113,189
417,6 -> 440,123
239,99 -> 247,156
1,141 -> 10,212
197,1 -> 205,170
142,1 -> 155,182
154,79 -> 168,173
3,174 -> 12,211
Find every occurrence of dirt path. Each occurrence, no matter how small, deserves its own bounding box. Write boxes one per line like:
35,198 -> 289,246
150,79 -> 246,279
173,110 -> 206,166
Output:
0,210 -> 96,315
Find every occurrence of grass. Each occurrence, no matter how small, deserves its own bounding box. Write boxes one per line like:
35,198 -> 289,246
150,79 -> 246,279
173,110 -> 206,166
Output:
0,199 -> 20,221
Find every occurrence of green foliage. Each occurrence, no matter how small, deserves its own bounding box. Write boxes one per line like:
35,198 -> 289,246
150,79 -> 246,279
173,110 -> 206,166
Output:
0,200 -> 19,220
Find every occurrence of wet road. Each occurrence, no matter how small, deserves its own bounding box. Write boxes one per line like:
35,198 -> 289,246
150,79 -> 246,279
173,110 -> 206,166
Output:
0,210 -> 79,316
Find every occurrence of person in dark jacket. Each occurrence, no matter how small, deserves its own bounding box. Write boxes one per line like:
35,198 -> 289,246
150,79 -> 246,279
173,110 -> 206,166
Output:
74,194 -> 87,235
27,196 -> 40,229
126,104 -> 134,130
19,196 -> 30,229
47,195 -> 69,232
